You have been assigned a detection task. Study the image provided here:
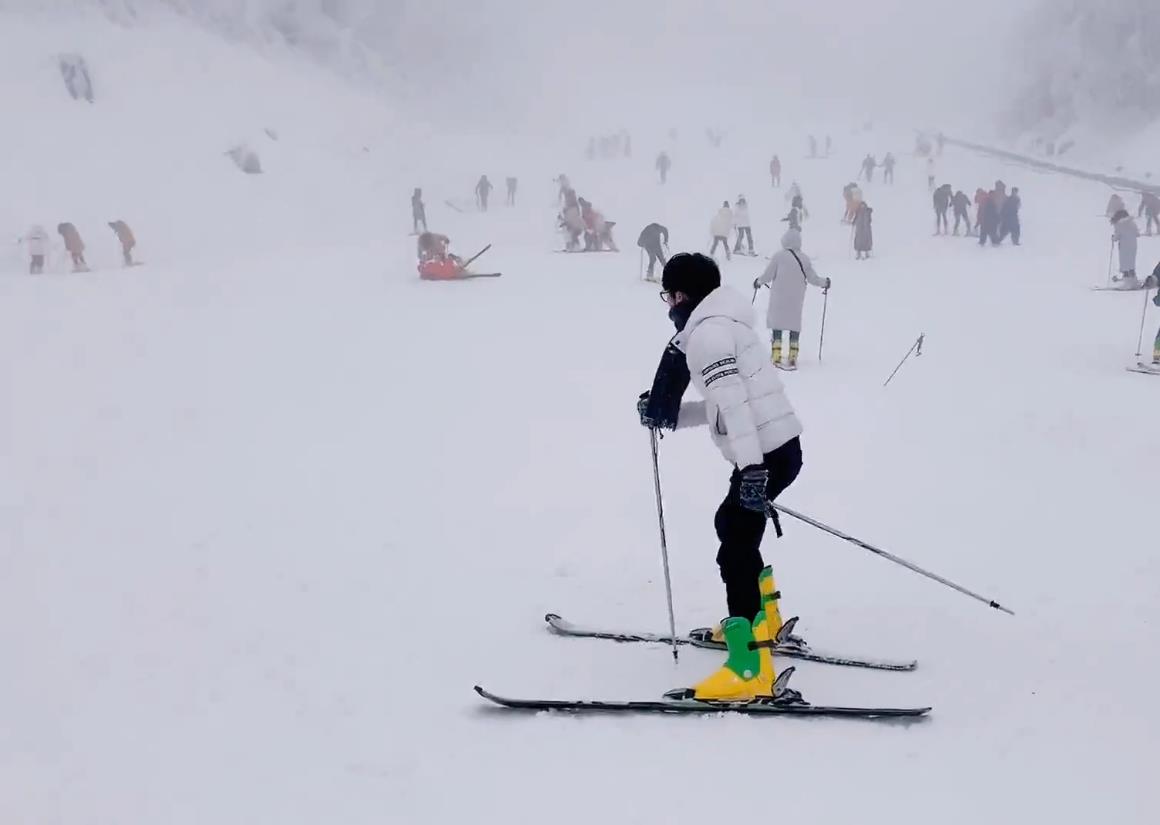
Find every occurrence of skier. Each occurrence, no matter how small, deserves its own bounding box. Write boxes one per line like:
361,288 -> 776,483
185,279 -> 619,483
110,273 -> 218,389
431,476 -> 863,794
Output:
754,228 -> 830,370
952,190 -> 973,236
108,220 -> 136,266
1138,191 -> 1160,236
732,196 -> 755,256
656,152 -> 672,184
416,232 -> 467,279
997,187 -> 1022,245
1106,193 -> 1126,220
555,174 -> 572,205
505,177 -> 518,207
853,201 -> 873,260
637,252 -> 806,700
784,194 -> 807,232
861,154 -> 876,184
882,152 -> 896,184
992,181 -> 1009,216
1111,208 -> 1140,287
974,187 -> 988,235
559,203 -> 585,251
411,188 -> 428,234
841,182 -> 862,224
709,201 -> 733,260
925,156 -> 936,191
933,184 -> 952,235
475,175 -> 494,211
977,190 -> 1000,247
769,155 -> 781,187
809,135 -> 818,158
57,222 -> 88,272
637,222 -> 669,281
580,198 -> 618,251
23,224 -> 49,274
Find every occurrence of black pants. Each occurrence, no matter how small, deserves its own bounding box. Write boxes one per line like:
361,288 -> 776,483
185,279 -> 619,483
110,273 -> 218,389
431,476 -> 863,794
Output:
998,219 -> 1020,245
953,210 -> 970,234
935,209 -> 948,233
714,437 -> 803,622
733,227 -> 754,253
644,243 -> 667,278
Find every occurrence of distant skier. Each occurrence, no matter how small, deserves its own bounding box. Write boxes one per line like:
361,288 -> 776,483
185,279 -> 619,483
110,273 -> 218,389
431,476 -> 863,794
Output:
992,181 -> 1009,216
732,196 -> 755,255
1138,191 -> 1160,235
997,187 -> 1022,245
1106,193 -> 1126,219
416,232 -> 476,280
841,182 -> 861,224
974,187 -> 988,235
656,152 -> 672,184
580,198 -> 618,251
475,175 -> 494,211
952,190 -> 973,236
926,157 -> 937,191
809,135 -> 818,158
559,203 -> 585,251
769,155 -> 781,187
853,201 -> 873,259
505,177 -> 518,207
108,220 -> 136,266
861,154 -> 876,183
637,252 -> 805,699
784,194 -> 807,232
977,191 -> 1000,247
1111,209 -> 1140,287
411,188 -> 428,234
882,152 -> 896,184
555,174 -> 572,204
709,201 -> 733,260
637,222 -> 669,281
755,228 -> 830,370
933,184 -> 952,235
57,222 -> 87,272
23,224 -> 49,274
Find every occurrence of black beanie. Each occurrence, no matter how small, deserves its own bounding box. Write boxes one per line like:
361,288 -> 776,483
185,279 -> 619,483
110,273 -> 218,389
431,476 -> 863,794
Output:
662,253 -> 721,302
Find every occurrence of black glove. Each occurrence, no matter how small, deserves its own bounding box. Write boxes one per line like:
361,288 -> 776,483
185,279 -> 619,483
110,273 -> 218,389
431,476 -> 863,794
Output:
637,391 -> 659,429
738,464 -> 769,514
1153,291 -> 1160,307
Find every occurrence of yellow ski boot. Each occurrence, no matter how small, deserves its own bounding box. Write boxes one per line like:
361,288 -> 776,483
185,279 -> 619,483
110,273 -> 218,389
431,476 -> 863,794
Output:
669,616 -> 766,702
771,337 -> 783,366
758,566 -> 783,639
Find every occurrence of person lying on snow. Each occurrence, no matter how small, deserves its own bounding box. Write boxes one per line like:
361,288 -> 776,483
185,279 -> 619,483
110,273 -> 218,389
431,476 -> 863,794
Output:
417,232 -> 467,280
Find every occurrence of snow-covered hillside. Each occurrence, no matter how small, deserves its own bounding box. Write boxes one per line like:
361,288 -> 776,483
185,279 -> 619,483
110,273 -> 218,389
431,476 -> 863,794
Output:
2,6 -> 1158,825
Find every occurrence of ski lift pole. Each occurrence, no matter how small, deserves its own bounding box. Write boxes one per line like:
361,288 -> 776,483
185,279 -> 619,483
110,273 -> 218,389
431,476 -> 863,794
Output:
769,503 -> 1015,616
883,333 -> 925,387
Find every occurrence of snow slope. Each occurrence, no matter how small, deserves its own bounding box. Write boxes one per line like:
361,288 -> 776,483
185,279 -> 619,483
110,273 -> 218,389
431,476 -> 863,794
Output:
2,10 -> 1159,825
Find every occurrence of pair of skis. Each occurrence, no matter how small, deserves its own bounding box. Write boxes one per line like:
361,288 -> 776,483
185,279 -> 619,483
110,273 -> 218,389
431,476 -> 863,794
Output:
475,613 -> 929,720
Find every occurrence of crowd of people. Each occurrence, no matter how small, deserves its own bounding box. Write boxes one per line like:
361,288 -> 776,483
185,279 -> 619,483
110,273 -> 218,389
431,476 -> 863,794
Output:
18,220 -> 137,274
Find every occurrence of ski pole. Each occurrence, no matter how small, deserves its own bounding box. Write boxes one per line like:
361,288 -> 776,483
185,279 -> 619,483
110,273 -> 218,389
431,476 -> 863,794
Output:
819,288 -> 829,362
1135,286 -> 1153,357
648,429 -> 680,661
1107,237 -> 1115,287
769,503 -> 1015,615
883,333 -> 924,387
460,243 -> 492,270
638,247 -> 644,281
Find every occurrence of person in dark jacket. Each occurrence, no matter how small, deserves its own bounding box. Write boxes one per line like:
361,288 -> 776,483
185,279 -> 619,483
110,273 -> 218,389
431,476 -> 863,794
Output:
933,184 -> 953,235
411,188 -> 427,234
977,191 -> 1000,247
637,223 -> 670,281
505,177 -> 518,207
475,175 -> 493,211
1138,191 -> 1160,236
952,190 -> 973,236
998,187 -> 1022,245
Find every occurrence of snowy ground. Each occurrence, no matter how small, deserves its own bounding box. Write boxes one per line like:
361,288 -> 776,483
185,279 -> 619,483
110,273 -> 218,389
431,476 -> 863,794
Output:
2,12 -> 1158,825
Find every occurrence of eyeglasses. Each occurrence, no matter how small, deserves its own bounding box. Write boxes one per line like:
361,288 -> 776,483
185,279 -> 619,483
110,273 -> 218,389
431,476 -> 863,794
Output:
659,290 -> 675,304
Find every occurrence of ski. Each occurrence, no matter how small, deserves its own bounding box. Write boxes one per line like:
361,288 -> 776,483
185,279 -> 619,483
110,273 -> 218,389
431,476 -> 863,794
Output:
1127,362 -> 1160,375
545,613 -> 917,672
461,272 -> 502,279
475,686 -> 930,720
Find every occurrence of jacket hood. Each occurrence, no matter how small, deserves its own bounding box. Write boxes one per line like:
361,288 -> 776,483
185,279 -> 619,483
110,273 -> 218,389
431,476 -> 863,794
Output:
672,286 -> 754,353
780,228 -> 802,250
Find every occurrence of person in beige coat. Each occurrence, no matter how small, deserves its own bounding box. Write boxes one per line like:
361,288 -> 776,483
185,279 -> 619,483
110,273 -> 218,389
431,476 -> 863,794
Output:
109,220 -> 137,266
57,222 -> 88,272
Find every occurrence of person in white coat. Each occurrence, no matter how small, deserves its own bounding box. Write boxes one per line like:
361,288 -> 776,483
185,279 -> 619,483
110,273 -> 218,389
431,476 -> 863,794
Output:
638,252 -> 804,649
709,201 -> 733,260
732,196 -> 754,255
754,229 -> 830,369
23,225 -> 50,274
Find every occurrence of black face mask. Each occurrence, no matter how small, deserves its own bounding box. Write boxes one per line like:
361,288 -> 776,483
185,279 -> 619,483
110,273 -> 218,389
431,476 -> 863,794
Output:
668,300 -> 695,331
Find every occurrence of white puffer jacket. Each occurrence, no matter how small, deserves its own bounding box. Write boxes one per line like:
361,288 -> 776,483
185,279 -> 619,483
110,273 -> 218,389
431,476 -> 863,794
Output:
756,229 -> 828,332
673,287 -> 803,468
24,225 -> 49,256
710,207 -> 733,238
733,202 -> 751,228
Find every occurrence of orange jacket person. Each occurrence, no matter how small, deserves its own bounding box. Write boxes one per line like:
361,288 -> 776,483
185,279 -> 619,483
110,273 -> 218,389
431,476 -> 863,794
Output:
57,222 -> 88,272
108,220 -> 136,266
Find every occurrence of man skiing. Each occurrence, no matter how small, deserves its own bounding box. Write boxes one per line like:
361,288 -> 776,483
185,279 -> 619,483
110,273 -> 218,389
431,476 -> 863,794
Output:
637,222 -> 669,281
108,220 -> 137,266
57,222 -> 88,272
1111,208 -> 1140,287
505,177 -> 518,207
861,154 -> 876,184
475,175 -> 494,211
755,228 -> 830,370
638,252 -> 806,700
882,152 -> 896,184
853,201 -> 873,260
998,187 -> 1022,245
769,155 -> 781,187
23,224 -> 49,274
952,190 -> 973,236
933,184 -> 953,235
411,188 -> 428,234
709,201 -> 733,260
1138,191 -> 1160,236
656,152 -> 672,184
732,196 -> 755,255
